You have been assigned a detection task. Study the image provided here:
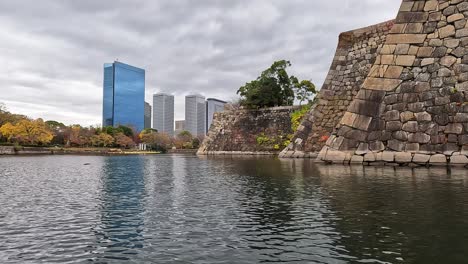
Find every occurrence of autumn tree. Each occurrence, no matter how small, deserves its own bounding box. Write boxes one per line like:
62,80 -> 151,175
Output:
114,132 -> 135,148
140,131 -> 171,151
0,122 -> 17,142
0,119 -> 54,145
90,133 -> 114,147
68,125 -> 94,147
174,130 -> 193,149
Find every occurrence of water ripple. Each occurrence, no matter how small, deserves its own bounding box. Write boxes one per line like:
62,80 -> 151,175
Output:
0,155 -> 468,263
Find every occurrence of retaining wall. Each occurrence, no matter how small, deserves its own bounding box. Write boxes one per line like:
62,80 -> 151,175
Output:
280,20 -> 395,158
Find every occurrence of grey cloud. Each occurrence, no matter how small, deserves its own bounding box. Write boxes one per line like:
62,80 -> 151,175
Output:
0,0 -> 400,124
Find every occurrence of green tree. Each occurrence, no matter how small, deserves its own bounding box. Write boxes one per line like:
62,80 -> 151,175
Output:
117,125 -> 134,137
293,80 -> 316,105
237,60 -> 296,108
46,120 -> 67,145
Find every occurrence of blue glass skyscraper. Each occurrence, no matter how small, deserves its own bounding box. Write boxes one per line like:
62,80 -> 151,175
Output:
102,61 -> 145,131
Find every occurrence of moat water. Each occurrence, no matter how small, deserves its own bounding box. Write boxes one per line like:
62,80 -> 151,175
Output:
0,155 -> 468,263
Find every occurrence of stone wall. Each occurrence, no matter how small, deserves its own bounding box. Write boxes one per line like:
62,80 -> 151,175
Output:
197,106 -> 300,155
0,146 -> 15,154
280,20 -> 395,158
320,0 -> 468,167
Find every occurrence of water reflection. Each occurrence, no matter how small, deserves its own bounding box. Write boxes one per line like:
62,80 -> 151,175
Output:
307,164 -> 468,264
93,156 -> 146,262
1,155 -> 468,263
204,157 -> 351,263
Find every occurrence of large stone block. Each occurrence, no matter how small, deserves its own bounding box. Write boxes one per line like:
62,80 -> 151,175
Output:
362,77 -> 402,91
395,152 -> 413,163
386,34 -> 427,44
413,154 -> 431,163
325,150 -> 347,163
450,155 -> 468,165
430,154 -> 447,164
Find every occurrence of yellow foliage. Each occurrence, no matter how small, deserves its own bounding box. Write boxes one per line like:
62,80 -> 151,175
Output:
0,122 -> 17,140
0,119 -> 54,145
90,133 -> 114,147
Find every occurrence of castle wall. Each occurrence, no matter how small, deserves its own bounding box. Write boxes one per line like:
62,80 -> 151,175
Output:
280,20 -> 394,158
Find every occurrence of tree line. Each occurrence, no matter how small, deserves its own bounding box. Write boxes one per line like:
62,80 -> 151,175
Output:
0,103 -> 200,151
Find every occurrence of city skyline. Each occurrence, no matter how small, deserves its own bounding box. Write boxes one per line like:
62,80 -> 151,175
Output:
0,1 -> 400,126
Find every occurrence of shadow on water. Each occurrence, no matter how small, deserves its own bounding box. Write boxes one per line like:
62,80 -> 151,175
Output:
204,156 -> 468,263
92,155 -> 147,262
311,165 -> 468,264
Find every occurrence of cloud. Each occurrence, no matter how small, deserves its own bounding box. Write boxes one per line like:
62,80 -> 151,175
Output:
0,0 -> 400,125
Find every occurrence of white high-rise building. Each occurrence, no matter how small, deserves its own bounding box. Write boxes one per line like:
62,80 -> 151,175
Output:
206,98 -> 226,133
175,120 -> 186,135
153,93 -> 174,136
185,94 -> 206,136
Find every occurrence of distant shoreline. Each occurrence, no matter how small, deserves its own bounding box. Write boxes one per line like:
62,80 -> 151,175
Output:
0,146 -> 197,156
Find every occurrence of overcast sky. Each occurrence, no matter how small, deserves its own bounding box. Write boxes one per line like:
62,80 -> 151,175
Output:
0,0 -> 401,126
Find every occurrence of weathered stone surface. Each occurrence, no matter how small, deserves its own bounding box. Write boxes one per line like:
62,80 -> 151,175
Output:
450,154 -> 468,165
439,25 -> 456,38
382,151 -> 395,162
396,55 -> 416,66
430,154 -> 447,164
395,152 -> 413,163
413,154 -> 431,163
325,150 -> 347,163
350,155 -> 364,164
364,152 -> 376,162
440,56 -> 457,67
362,78 -> 402,91
386,34 -> 427,44
290,1 -> 468,167
199,106 -> 299,155
355,143 -> 369,155
445,124 -> 463,134
388,140 -> 405,152
282,20 -> 394,156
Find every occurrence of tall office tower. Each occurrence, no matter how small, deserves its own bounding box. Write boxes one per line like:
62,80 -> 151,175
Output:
206,98 -> 227,133
102,61 -> 145,131
144,102 -> 152,129
153,93 -> 175,136
174,120 -> 186,135
185,94 -> 206,136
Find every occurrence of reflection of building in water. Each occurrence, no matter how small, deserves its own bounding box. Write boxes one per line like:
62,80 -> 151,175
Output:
93,156 -> 146,261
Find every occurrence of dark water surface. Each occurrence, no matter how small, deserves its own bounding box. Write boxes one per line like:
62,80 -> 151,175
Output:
0,155 -> 468,264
